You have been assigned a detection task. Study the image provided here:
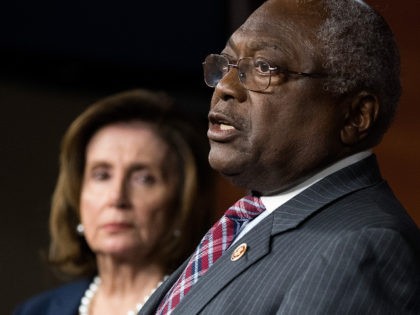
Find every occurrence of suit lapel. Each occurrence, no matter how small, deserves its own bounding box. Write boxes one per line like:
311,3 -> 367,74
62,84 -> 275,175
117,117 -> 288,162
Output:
142,155 -> 382,315
139,216 -> 275,315
139,261 -> 187,315
173,215 -> 274,315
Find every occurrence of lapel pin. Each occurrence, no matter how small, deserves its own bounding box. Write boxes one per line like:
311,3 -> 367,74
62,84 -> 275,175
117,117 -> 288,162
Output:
231,243 -> 248,261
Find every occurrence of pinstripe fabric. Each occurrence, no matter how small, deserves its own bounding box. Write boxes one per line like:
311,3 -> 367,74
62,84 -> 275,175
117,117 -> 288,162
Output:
156,196 -> 265,314
140,155 -> 420,315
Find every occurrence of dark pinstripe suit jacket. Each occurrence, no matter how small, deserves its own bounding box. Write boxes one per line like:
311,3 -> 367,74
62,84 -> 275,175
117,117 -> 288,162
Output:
140,155 -> 420,315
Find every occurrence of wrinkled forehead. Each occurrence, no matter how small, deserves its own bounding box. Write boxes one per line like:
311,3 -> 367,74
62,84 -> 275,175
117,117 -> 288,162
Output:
226,0 -> 324,62
244,0 -> 325,33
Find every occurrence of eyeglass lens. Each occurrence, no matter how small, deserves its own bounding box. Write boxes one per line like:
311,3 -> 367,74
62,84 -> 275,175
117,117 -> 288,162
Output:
203,54 -> 271,92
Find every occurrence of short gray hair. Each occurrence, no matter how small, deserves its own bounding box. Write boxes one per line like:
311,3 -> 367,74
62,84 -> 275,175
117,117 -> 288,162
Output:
318,0 -> 401,142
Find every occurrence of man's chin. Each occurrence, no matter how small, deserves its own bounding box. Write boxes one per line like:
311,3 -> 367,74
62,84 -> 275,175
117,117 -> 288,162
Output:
209,151 -> 239,174
209,156 -> 247,186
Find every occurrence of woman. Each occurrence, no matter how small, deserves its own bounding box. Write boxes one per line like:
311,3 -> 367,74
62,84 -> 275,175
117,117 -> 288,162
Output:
13,89 -> 215,315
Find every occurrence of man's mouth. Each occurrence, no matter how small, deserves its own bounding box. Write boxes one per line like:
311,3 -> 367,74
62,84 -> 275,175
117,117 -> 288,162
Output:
220,123 -> 235,131
208,112 -> 239,142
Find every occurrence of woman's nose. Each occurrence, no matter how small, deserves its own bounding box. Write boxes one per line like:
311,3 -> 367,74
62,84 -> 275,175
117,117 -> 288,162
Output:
110,177 -> 131,209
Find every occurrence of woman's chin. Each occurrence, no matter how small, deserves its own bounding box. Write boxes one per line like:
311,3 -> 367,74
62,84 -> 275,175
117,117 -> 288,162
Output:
94,240 -> 145,261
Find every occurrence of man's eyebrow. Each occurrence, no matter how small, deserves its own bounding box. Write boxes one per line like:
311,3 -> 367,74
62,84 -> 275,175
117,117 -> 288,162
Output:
248,41 -> 280,51
225,37 -> 294,58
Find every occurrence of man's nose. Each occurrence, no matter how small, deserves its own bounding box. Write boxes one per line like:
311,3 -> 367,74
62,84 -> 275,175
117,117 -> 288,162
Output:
212,66 -> 247,103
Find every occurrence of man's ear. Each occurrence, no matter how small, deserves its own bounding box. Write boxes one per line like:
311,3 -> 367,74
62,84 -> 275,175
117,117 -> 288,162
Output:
340,91 -> 379,146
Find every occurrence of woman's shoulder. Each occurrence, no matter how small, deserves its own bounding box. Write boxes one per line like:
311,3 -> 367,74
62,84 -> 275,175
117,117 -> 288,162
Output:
12,278 -> 91,315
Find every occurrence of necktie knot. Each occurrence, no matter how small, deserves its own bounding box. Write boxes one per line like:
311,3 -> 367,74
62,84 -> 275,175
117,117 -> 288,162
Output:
225,195 -> 266,221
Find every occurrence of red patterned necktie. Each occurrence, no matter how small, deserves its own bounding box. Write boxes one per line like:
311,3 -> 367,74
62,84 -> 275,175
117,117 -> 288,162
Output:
156,195 -> 266,314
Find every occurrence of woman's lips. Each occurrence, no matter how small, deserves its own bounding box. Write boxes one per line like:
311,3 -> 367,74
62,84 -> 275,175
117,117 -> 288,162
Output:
101,222 -> 133,233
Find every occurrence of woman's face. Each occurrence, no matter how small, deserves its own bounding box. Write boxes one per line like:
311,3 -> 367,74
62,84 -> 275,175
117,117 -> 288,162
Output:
80,121 -> 178,261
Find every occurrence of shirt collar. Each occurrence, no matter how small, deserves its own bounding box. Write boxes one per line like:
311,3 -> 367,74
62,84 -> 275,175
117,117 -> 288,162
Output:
260,150 -> 372,213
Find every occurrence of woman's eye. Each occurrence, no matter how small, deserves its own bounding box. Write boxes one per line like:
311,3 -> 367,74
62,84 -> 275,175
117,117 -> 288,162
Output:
132,171 -> 156,185
91,169 -> 110,181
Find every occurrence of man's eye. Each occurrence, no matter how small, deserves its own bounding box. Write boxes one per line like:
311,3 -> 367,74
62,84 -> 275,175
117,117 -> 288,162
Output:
255,60 -> 272,74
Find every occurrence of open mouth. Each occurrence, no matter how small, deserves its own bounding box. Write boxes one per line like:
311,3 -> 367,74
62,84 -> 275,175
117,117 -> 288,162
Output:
220,123 -> 235,131
209,112 -> 237,129
208,112 -> 238,141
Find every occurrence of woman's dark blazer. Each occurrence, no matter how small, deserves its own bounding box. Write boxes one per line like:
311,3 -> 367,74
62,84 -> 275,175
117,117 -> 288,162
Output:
12,278 -> 90,315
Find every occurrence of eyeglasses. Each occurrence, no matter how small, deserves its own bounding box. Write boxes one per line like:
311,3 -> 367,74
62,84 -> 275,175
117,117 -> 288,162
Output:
202,54 -> 326,92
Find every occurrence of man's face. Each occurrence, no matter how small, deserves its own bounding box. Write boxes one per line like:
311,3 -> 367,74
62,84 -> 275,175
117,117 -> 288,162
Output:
207,0 -> 345,195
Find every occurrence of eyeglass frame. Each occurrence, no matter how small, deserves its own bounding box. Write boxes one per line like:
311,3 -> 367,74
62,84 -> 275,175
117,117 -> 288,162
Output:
202,53 -> 327,92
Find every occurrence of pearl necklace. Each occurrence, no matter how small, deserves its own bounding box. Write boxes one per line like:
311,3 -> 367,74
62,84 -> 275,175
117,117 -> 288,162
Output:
78,275 -> 169,315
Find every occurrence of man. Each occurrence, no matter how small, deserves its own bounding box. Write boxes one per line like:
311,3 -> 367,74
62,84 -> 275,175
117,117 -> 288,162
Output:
140,0 -> 420,314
